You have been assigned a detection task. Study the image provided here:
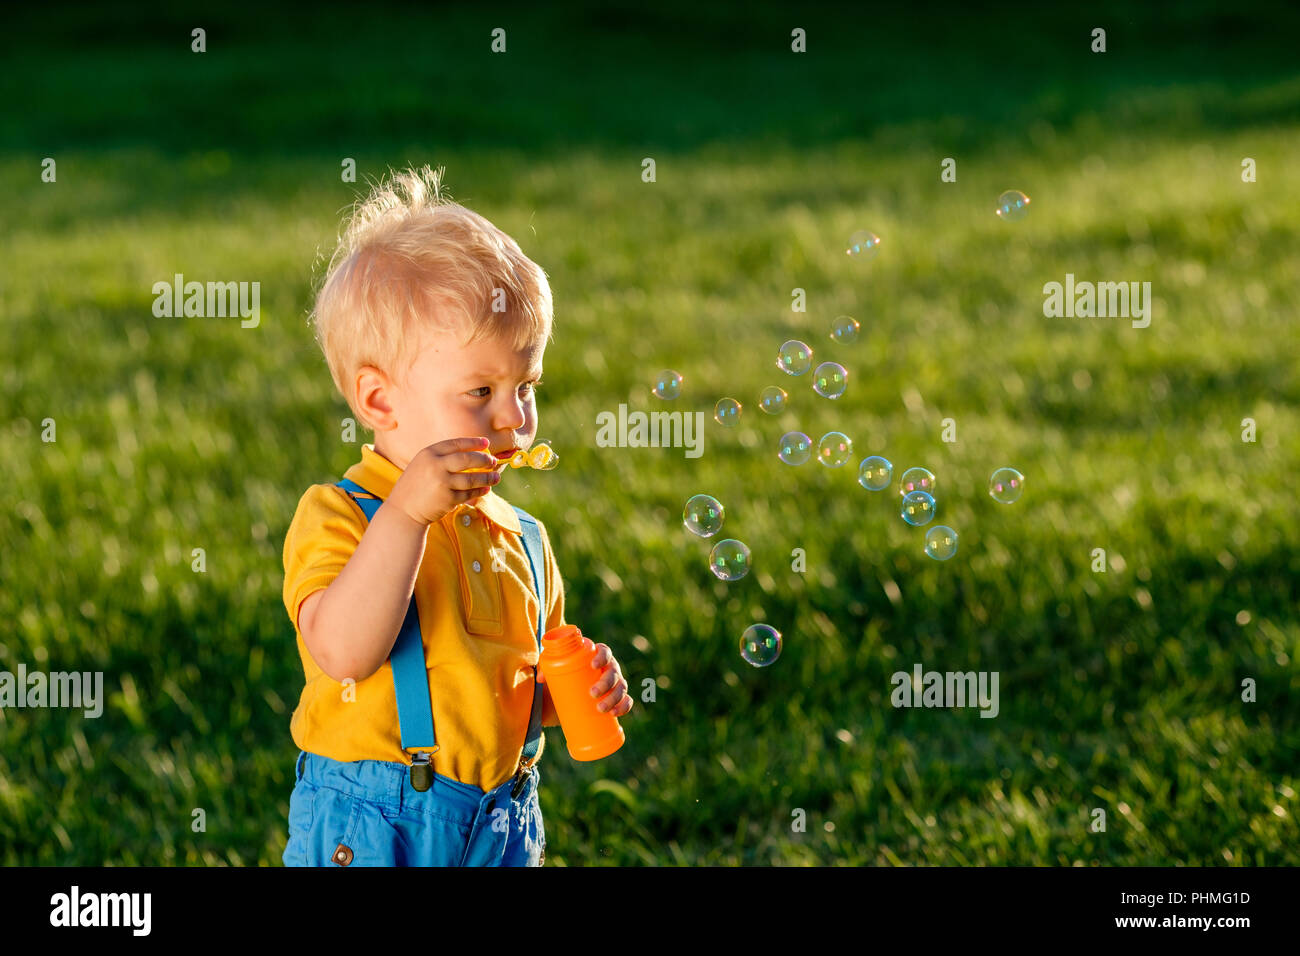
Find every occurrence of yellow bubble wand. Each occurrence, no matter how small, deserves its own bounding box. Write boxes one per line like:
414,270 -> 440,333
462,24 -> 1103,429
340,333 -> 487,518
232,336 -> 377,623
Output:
465,441 -> 560,475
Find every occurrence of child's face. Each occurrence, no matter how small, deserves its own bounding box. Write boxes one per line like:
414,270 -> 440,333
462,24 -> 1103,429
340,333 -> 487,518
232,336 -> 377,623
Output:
366,324 -> 545,472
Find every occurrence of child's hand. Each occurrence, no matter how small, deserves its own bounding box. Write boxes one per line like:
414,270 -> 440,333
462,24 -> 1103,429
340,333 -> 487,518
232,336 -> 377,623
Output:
388,437 -> 500,527
588,644 -> 633,717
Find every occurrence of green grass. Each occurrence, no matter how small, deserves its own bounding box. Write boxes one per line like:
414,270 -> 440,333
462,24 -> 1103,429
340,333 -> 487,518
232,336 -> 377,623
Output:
1,0 -> 1298,865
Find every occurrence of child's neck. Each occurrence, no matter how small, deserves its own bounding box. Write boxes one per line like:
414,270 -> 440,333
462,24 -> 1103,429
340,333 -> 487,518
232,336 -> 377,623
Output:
371,435 -> 410,472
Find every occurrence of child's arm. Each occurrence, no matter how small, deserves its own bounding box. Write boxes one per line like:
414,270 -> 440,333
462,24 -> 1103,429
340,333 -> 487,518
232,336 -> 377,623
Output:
300,437 -> 500,683
298,501 -> 429,683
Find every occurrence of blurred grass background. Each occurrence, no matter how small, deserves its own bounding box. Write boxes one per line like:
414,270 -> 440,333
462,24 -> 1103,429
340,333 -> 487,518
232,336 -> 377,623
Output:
1,0 -> 1298,865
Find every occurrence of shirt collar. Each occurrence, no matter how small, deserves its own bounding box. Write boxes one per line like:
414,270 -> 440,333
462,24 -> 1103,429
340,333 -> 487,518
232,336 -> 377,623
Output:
345,443 -> 522,535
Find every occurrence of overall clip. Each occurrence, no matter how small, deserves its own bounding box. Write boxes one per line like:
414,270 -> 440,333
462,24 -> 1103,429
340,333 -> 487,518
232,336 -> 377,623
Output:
409,751 -> 434,792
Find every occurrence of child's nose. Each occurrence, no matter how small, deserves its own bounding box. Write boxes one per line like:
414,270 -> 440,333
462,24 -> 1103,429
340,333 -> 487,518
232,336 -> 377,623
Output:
493,397 -> 527,430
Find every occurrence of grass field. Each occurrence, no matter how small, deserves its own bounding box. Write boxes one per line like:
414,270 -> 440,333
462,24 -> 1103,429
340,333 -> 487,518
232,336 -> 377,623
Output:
2,1 -> 1298,865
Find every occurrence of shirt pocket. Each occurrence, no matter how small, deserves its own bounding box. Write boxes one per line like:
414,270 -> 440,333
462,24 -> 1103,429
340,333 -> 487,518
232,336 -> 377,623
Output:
449,522 -> 504,636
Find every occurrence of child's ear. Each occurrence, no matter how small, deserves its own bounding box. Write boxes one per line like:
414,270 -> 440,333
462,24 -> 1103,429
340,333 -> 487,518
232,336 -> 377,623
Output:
355,365 -> 398,431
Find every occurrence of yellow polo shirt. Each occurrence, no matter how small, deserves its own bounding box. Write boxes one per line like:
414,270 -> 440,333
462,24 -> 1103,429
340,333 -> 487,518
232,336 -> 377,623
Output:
282,443 -> 565,792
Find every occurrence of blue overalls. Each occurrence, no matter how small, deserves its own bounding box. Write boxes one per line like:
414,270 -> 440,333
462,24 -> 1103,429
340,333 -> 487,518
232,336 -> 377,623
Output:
282,477 -> 547,866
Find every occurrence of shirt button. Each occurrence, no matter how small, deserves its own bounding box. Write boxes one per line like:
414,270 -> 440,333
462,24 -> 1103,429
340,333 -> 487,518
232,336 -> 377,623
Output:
461,513 -> 472,526
472,560 -> 482,573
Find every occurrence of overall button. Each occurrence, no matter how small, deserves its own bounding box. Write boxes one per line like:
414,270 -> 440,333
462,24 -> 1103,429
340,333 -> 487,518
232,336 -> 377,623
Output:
472,560 -> 482,573
461,513 -> 472,526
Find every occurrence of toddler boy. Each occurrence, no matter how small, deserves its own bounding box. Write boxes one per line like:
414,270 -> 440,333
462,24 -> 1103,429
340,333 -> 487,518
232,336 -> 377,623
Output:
280,166 -> 631,866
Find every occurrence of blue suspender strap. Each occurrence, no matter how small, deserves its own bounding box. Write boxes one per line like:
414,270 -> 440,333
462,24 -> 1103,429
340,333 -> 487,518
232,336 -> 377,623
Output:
512,505 -> 546,765
335,479 -> 438,778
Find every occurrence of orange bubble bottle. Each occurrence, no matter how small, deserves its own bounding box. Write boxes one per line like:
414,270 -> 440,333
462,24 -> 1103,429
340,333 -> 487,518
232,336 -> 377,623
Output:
539,624 -> 626,760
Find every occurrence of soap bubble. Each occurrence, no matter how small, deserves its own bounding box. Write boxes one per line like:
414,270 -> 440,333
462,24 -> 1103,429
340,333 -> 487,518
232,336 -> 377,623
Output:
759,386 -> 788,414
740,624 -> 782,667
989,467 -> 1025,503
817,431 -> 854,467
924,525 -> 958,560
996,190 -> 1030,222
529,442 -> 559,471
714,398 -> 742,426
683,494 -> 724,538
709,539 -> 751,582
777,340 -> 813,375
778,431 -> 812,465
830,315 -> 860,343
858,456 -> 893,491
899,467 -> 936,495
812,362 -> 848,399
901,490 -> 936,526
652,370 -> 683,399
846,230 -> 882,259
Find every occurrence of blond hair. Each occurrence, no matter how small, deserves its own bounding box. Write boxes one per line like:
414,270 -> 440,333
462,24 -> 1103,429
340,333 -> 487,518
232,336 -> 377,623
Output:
309,165 -> 553,427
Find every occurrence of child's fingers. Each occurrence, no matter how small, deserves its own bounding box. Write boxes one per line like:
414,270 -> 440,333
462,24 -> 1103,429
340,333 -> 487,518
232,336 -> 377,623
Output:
596,678 -> 629,712
450,485 -> 492,504
448,469 -> 500,491
589,662 -> 621,697
431,436 -> 491,456
445,449 -> 499,474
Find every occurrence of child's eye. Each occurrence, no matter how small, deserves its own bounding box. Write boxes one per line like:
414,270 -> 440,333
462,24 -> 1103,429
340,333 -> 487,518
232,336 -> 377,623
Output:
468,381 -> 539,399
